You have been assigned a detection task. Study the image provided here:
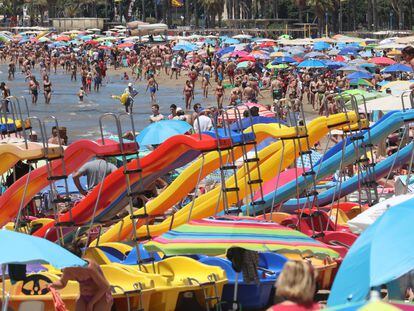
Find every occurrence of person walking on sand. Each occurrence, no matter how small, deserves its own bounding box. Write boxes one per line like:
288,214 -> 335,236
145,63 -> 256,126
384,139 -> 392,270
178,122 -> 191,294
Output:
146,74 -> 159,103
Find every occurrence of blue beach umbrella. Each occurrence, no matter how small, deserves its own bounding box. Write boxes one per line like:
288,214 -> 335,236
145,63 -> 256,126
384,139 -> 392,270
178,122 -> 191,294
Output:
339,46 -> 360,56
313,41 -> 331,51
297,59 -> 327,68
382,63 -> 413,73
347,71 -> 373,80
223,38 -> 240,45
0,229 -> 86,268
323,60 -> 346,69
271,56 -> 296,64
327,198 -> 414,306
136,120 -> 192,146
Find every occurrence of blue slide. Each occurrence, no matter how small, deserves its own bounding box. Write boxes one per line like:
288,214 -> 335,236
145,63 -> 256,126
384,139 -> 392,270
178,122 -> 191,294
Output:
241,110 -> 414,215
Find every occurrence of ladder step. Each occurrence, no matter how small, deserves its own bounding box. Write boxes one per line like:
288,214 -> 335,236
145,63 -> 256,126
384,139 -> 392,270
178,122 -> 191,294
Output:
350,135 -> 364,141
128,190 -> 146,197
199,281 -> 216,286
251,200 -> 266,206
247,179 -> 263,185
47,175 -> 68,181
244,157 -> 259,163
311,232 -> 325,239
220,165 -> 237,170
124,168 -> 143,175
226,208 -> 242,214
223,187 -> 239,192
305,190 -> 318,197
134,236 -> 152,242
302,171 -> 316,177
361,143 -> 374,148
354,158 -> 369,164
362,181 -> 378,187
299,150 -> 312,155
281,135 -> 308,140
55,221 -> 75,227
52,197 -> 72,204
205,296 -> 220,301
364,163 -> 376,168
137,257 -> 156,264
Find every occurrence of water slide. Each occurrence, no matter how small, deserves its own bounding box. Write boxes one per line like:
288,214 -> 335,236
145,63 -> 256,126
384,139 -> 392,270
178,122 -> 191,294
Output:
34,134 -> 231,241
93,123 -> 306,244
284,141 -> 414,211
126,112 -> 358,239
241,109 -> 414,215
0,141 -> 63,175
0,139 -> 138,227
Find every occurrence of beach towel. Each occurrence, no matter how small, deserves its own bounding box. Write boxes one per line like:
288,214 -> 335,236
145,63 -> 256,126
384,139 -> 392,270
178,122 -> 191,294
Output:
49,287 -> 68,311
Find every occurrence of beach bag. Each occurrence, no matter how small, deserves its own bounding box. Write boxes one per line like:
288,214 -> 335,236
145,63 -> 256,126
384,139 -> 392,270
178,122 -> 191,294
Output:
49,287 -> 69,311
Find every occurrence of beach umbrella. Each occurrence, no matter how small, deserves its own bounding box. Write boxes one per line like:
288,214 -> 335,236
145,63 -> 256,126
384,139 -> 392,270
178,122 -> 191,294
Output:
55,35 -> 70,41
369,57 -> 396,66
303,51 -> 328,59
85,40 -> 99,45
327,197 -> 414,306
236,61 -> 251,69
216,46 -> 235,57
237,55 -> 256,62
347,194 -> 414,234
382,63 -> 413,73
136,120 -> 192,146
38,37 -> 50,43
323,61 -> 346,69
144,217 -> 339,258
233,34 -> 252,40
326,300 -> 411,310
0,229 -> 86,305
223,37 -> 240,45
313,41 -> 331,51
271,56 -> 296,64
297,59 -> 327,68
230,50 -> 249,58
118,42 -> 134,48
334,55 -> 346,62
380,80 -> 413,92
172,43 -> 197,52
347,71 -> 373,80
0,230 -> 85,268
339,46 -> 360,55
270,51 -> 287,58
338,65 -> 365,72
328,49 -> 341,56
349,79 -> 373,87
266,63 -> 288,70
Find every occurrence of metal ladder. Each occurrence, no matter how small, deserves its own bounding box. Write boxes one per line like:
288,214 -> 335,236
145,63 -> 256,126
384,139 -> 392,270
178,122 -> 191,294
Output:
97,112 -> 155,272
186,274 -> 222,311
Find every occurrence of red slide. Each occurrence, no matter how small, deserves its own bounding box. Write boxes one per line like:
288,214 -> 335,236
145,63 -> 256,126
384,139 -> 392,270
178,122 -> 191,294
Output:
0,139 -> 137,227
34,134 -> 230,241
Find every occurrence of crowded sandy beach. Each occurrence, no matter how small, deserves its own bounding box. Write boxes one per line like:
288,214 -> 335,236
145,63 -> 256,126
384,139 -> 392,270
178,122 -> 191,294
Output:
0,10 -> 414,311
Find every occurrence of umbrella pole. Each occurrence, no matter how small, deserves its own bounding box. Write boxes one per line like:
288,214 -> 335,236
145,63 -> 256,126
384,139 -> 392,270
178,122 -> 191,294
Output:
232,272 -> 239,311
1,264 -> 6,311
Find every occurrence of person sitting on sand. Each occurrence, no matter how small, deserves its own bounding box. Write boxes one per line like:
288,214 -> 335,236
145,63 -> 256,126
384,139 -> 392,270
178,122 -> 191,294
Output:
49,242 -> 113,311
267,260 -> 320,311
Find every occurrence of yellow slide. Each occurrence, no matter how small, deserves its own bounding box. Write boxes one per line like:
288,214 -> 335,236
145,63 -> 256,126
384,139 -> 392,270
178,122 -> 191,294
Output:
130,112 -> 358,238
0,141 -> 63,175
94,123 -> 307,244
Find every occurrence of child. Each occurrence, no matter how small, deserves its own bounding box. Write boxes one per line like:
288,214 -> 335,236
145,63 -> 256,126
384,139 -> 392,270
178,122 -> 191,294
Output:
122,72 -> 129,81
78,87 -> 86,102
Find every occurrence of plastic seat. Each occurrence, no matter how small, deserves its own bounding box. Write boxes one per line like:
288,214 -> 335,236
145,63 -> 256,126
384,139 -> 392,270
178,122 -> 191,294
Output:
18,301 -> 45,311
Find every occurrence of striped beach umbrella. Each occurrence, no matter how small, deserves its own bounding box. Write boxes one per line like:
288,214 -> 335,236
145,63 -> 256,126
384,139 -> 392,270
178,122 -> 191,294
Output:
144,217 -> 339,258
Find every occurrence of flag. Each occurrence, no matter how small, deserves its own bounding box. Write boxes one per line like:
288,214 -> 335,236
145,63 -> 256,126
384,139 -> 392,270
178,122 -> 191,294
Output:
171,0 -> 183,7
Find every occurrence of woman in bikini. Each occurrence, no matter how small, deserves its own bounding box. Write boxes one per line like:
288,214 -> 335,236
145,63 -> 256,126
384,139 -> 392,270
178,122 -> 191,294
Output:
49,244 -> 113,311
43,75 -> 52,104
215,80 -> 225,109
29,76 -> 39,104
183,80 -> 194,110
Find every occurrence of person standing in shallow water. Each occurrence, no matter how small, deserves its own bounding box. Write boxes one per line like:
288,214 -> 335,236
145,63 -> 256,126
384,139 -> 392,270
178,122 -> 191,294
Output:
43,75 -> 52,104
